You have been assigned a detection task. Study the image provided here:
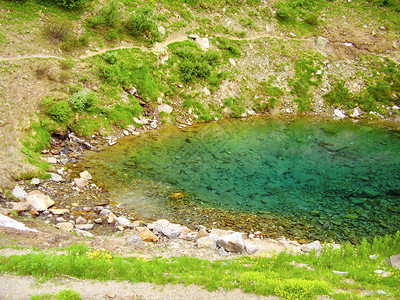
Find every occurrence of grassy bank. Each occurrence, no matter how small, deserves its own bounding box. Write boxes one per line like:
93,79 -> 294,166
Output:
1,232 -> 400,299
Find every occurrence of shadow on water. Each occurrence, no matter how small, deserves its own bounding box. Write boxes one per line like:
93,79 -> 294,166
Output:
78,116 -> 400,243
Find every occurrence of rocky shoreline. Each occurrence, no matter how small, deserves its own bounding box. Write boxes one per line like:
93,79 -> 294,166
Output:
1,110 -> 400,257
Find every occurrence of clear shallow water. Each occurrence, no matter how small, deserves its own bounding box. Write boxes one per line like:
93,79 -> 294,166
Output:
80,117 -> 400,242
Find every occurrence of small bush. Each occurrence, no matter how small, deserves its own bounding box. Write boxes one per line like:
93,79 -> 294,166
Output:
323,80 -> 354,108
69,90 -> 97,112
47,100 -> 72,123
103,52 -> 118,64
52,0 -> 87,10
44,20 -> 73,42
125,7 -> 159,40
60,58 -> 75,70
275,5 -> 295,22
88,0 -> 121,28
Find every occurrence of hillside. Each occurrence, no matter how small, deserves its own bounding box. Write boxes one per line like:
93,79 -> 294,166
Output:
0,0 -> 399,188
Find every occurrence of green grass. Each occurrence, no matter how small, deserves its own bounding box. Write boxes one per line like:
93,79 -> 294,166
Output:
1,233 -> 400,299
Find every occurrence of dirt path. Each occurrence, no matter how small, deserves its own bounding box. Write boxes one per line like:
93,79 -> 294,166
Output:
0,274 -> 276,300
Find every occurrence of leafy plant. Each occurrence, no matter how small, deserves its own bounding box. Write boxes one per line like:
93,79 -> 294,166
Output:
46,100 -> 73,122
69,90 -> 98,112
88,0 -> 121,28
125,7 -> 159,41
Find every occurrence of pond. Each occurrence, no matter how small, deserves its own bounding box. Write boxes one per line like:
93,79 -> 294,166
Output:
78,116 -> 400,243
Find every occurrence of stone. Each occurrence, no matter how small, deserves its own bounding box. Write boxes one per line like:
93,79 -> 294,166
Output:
216,232 -> 245,253
46,157 -> 57,164
229,58 -> 236,66
75,229 -> 94,238
301,241 -> 322,253
197,229 -> 208,239
49,208 -> 70,215
0,214 -> 39,232
188,34 -> 199,40
100,208 -> 112,215
25,190 -> 55,212
75,224 -> 94,230
56,222 -> 74,232
150,219 -> 170,233
196,234 -> 219,250
116,216 -> 132,227
156,104 -> 173,114
218,247 -> 229,257
116,225 -> 124,231
333,109 -> 346,119
74,178 -> 88,189
107,213 -> 117,224
150,120 -> 158,129
30,178 -> 41,185
180,226 -> 191,233
179,232 -> 198,241
12,186 -> 27,201
158,25 -> 166,35
387,253 -> 400,269
127,234 -> 145,245
139,228 -> 159,242
198,37 -> 210,50
289,32 -> 297,37
49,172 -> 63,182
316,36 -> 329,47
350,108 -> 361,118
244,242 -> 258,254
11,202 -> 31,211
210,228 -> 235,237
162,224 -> 182,239
80,171 -> 92,181
332,270 -> 348,275
76,216 -> 87,224
56,217 -> 66,222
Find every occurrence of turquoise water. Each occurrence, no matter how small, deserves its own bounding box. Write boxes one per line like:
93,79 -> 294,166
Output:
81,117 -> 400,242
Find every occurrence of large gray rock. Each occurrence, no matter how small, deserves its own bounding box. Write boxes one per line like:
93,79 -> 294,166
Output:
56,222 -> 74,232
156,104 -> 173,114
162,224 -> 182,239
75,224 -> 94,230
196,234 -> 219,250
301,241 -> 322,253
11,202 -> 31,211
216,232 -> 245,253
244,242 -> 258,254
127,234 -> 145,245
388,253 -> 400,269
25,190 -> 54,212
12,185 -> 27,201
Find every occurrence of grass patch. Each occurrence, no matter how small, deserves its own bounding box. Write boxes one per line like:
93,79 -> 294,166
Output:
1,233 -> 400,299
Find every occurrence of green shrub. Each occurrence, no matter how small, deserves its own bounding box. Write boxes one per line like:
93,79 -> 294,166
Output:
69,90 -> 98,112
46,100 -> 72,123
224,97 -> 246,117
216,37 -> 241,57
52,0 -> 87,10
105,103 -> 142,128
88,0 -> 121,28
275,4 -> 295,22
103,52 -> 118,64
125,7 -> 159,40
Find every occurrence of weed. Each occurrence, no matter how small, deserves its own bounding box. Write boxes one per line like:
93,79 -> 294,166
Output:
224,97 -> 246,117
59,58 -> 75,70
43,20 -> 73,42
35,63 -> 50,79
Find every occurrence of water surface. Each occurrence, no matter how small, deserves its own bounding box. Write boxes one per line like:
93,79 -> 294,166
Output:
80,117 -> 400,242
